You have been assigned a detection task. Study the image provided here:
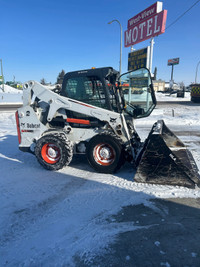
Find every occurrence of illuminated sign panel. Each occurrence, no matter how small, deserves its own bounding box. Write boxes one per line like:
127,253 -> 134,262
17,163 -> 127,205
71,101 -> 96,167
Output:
167,58 -> 180,66
128,47 -> 149,71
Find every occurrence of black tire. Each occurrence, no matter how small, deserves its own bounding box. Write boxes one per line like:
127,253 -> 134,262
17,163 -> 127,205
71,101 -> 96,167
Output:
34,133 -> 73,171
86,133 -> 124,174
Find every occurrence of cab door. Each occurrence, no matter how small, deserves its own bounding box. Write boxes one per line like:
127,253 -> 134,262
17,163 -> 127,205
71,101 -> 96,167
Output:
120,68 -> 156,119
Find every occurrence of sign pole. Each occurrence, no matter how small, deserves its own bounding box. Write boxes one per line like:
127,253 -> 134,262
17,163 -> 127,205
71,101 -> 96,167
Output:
167,58 -> 179,91
170,64 -> 174,91
149,38 -> 154,74
171,64 -> 174,81
131,46 -> 134,52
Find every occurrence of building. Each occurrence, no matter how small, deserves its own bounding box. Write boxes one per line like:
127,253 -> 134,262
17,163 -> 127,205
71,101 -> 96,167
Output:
152,80 -> 165,92
153,80 -> 180,92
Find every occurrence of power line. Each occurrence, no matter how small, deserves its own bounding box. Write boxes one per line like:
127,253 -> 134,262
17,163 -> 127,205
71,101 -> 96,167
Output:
166,0 -> 200,30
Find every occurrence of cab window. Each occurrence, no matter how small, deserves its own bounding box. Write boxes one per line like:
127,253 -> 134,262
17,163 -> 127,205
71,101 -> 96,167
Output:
63,76 -> 107,109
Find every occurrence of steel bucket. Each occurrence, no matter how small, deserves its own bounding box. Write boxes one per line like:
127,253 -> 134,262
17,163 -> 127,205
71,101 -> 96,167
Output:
134,120 -> 200,188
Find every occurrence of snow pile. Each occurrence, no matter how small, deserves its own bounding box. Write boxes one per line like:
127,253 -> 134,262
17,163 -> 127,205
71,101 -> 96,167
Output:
136,106 -> 200,128
155,92 -> 191,102
0,85 -> 22,104
0,84 -> 22,94
135,97 -> 200,132
0,83 -> 56,104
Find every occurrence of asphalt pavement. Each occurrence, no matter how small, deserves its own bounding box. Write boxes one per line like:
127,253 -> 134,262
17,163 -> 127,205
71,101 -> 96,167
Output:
157,100 -> 200,107
75,198 -> 200,267
0,104 -> 22,111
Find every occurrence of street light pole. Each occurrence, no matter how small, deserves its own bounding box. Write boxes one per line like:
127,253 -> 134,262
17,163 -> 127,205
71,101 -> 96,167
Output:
195,60 -> 200,83
0,59 -> 4,92
108,19 -> 122,75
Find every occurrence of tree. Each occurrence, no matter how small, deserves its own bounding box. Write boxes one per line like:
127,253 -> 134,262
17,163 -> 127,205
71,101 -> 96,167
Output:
57,70 -> 65,84
153,67 -> 157,80
179,81 -> 185,89
40,78 -> 46,85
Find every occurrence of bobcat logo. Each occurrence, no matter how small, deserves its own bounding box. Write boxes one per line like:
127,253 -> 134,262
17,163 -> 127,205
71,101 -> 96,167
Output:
21,123 -> 25,128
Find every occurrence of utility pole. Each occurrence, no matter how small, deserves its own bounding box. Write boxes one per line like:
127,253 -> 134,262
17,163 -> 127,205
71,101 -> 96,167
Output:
195,61 -> 200,83
0,59 -> 4,92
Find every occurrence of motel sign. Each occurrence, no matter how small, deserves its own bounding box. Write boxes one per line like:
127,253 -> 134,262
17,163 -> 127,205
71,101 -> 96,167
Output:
125,2 -> 167,47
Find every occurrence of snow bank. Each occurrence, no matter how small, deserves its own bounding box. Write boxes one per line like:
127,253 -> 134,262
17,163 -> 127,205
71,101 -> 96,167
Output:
0,84 -> 22,94
0,85 -> 23,104
155,92 -> 191,102
0,93 -> 23,104
124,91 -> 190,104
136,106 -> 200,128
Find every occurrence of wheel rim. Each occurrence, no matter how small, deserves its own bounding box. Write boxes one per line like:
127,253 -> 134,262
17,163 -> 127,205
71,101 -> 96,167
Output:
93,143 -> 116,166
41,143 -> 61,164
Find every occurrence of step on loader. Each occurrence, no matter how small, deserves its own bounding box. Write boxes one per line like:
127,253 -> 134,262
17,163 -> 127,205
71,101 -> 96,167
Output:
15,67 -> 200,188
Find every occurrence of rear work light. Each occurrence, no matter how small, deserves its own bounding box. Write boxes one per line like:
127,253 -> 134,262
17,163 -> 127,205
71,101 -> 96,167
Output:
15,111 -> 21,144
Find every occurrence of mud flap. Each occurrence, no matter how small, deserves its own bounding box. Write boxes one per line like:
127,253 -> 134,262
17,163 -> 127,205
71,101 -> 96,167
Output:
134,120 -> 200,188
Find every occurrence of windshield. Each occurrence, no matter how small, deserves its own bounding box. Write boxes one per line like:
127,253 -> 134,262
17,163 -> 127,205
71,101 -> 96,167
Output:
120,68 -> 156,118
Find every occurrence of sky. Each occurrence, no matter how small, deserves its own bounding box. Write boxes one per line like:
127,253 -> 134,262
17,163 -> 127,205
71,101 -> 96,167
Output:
1,0 -> 200,85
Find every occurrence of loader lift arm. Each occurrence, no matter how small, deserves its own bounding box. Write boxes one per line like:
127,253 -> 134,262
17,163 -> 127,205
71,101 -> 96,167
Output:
22,80 -> 130,142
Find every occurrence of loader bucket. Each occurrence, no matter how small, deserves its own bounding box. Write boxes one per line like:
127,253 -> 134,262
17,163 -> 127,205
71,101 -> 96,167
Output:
134,120 -> 200,188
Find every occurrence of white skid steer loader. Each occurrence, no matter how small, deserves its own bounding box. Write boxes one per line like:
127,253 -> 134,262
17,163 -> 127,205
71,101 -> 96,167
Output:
16,67 -> 200,188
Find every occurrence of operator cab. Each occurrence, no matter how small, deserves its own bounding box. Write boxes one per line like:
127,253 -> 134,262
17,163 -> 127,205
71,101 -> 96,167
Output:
61,67 -> 156,119
61,67 -> 119,112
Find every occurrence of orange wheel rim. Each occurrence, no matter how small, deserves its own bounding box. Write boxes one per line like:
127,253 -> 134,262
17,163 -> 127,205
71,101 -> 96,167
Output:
41,143 -> 61,164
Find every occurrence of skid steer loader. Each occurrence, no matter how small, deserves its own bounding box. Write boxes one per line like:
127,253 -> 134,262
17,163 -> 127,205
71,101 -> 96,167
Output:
15,67 -> 200,188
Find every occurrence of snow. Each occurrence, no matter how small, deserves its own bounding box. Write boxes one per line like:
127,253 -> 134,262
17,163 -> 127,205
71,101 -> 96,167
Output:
155,241 -> 161,247
0,83 -> 55,104
135,92 -> 200,143
0,84 -> 22,104
0,92 -> 200,266
0,84 -> 22,94
155,91 -> 191,102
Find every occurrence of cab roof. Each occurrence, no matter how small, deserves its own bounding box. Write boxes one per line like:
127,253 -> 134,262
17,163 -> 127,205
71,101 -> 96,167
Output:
63,67 -> 119,81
